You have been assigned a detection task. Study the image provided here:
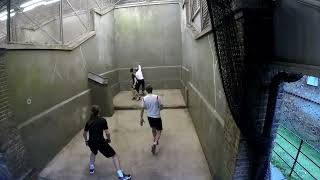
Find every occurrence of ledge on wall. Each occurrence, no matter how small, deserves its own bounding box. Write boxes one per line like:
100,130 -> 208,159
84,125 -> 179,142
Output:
0,0 -> 179,51
271,61 -> 320,77
114,0 -> 179,9
2,31 -> 96,51
186,23 -> 212,40
92,6 -> 115,16
0,4 -> 115,51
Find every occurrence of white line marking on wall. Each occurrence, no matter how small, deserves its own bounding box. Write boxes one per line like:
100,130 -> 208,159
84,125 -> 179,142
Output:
208,35 -> 217,109
18,89 -> 91,130
189,82 -> 225,127
100,65 -> 182,76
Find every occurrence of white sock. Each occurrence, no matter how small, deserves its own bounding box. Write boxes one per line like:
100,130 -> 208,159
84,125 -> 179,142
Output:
153,141 -> 157,145
117,170 -> 124,178
89,164 -> 94,169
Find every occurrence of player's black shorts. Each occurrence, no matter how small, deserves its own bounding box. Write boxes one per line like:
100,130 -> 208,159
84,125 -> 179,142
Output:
135,79 -> 145,92
148,117 -> 163,131
88,139 -> 116,158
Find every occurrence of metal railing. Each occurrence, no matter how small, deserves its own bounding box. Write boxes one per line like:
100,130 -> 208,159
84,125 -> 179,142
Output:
272,125 -> 320,179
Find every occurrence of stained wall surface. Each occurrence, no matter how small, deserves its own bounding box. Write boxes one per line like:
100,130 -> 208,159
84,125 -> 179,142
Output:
180,7 -> 240,180
274,0 -> 320,75
4,1 -> 242,177
5,10 -> 117,169
114,3 -> 182,90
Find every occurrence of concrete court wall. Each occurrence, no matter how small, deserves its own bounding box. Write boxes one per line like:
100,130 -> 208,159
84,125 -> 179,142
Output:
180,8 -> 240,180
17,13 -> 90,46
3,2 -> 182,171
4,10 -> 117,170
114,2 -> 182,90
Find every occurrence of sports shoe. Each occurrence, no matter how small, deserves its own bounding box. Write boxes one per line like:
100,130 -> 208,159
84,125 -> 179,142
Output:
151,144 -> 156,155
119,174 -> 131,180
153,139 -> 159,145
89,167 -> 94,175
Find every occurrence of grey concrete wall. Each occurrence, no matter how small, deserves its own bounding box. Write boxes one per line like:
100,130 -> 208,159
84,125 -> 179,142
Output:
94,10 -> 120,96
114,3 -> 182,90
4,9 -> 117,170
4,1 -> 240,176
0,49 -> 29,179
16,13 -> 89,45
274,0 -> 320,68
180,7 -> 240,180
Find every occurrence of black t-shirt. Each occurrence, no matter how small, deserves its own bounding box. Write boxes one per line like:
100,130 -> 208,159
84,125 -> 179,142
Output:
84,117 -> 108,143
131,74 -> 136,85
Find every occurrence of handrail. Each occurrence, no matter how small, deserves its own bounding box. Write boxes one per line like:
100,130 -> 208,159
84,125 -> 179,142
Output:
88,72 -> 109,85
300,150 -> 320,169
274,141 -> 296,160
272,150 -> 303,179
280,124 -> 320,154
277,132 -> 299,149
272,126 -> 320,179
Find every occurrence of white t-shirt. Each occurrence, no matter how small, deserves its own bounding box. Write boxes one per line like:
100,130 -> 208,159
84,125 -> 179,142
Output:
142,94 -> 162,118
135,65 -> 144,80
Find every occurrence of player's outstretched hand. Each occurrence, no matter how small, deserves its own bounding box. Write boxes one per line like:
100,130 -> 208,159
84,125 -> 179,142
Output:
140,118 -> 144,126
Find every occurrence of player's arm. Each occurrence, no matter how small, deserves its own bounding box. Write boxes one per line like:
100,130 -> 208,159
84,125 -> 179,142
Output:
104,129 -> 111,143
83,128 -> 88,145
83,130 -> 88,141
140,99 -> 145,126
158,96 -> 164,110
134,77 -> 137,86
103,118 -> 111,143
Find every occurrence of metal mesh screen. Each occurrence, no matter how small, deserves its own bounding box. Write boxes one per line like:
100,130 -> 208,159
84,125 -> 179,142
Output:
209,0 -> 246,124
0,4 -> 7,44
0,0 -> 116,45
10,0 -> 61,44
207,0 -> 277,179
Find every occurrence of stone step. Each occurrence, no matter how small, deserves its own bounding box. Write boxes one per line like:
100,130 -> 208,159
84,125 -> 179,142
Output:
115,105 -> 187,110
113,89 -> 187,110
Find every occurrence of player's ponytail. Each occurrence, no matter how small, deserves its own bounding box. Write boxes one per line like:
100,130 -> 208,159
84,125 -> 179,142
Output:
88,105 -> 100,126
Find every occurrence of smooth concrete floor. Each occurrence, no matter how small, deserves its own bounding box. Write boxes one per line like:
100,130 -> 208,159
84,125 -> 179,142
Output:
39,109 -> 212,180
113,89 -> 186,109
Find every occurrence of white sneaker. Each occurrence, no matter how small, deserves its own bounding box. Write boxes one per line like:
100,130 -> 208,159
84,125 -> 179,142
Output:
119,174 -> 131,180
89,165 -> 95,175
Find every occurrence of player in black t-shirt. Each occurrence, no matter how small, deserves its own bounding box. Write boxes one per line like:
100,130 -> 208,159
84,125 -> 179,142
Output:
83,105 -> 131,180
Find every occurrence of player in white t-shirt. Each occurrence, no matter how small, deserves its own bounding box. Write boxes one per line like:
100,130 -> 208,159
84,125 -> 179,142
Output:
135,65 -> 145,95
140,85 -> 163,155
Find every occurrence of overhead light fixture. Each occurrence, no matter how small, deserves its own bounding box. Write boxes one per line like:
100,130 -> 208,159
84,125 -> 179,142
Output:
0,9 -> 16,21
0,9 -> 15,17
21,0 -> 60,12
43,0 -> 60,5
20,0 -> 43,8
0,13 -> 16,21
22,1 -> 44,12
